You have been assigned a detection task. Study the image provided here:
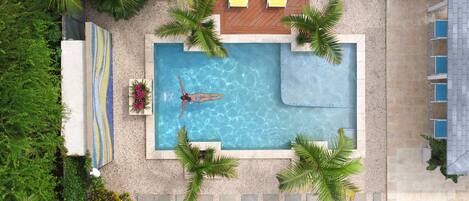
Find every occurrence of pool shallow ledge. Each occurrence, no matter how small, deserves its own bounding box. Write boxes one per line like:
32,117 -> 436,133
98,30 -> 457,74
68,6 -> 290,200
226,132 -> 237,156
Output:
144,33 -> 366,160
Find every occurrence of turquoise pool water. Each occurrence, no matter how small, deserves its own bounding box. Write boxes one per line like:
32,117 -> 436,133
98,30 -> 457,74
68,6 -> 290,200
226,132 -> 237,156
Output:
154,43 -> 356,150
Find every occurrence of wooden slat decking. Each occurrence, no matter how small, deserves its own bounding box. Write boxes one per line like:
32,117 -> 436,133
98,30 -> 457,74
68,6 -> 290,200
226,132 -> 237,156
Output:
213,0 -> 308,34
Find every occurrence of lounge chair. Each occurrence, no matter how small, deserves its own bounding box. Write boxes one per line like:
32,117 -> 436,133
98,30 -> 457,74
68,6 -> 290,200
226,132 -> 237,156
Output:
432,83 -> 447,103
427,55 -> 448,80
431,19 -> 448,40
267,0 -> 287,7
431,119 -> 447,139
229,0 -> 248,7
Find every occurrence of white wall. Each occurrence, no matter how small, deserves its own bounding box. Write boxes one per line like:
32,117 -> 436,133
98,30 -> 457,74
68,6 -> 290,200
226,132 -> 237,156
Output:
61,40 -> 86,156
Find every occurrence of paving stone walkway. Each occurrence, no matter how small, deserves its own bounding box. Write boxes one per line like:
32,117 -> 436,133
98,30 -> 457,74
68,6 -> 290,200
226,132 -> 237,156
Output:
135,192 -> 379,201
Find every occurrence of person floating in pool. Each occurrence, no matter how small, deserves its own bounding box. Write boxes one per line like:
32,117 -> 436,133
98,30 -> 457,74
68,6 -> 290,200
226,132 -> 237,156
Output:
178,76 -> 223,118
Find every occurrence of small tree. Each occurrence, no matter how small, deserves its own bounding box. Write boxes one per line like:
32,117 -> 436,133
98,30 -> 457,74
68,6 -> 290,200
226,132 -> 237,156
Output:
175,127 -> 238,201
155,0 -> 227,58
277,129 -> 362,201
282,0 -> 343,64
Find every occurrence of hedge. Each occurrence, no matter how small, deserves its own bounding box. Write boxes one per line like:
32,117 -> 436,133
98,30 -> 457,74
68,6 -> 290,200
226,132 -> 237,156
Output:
63,156 -> 90,201
0,0 -> 63,200
63,155 -> 133,201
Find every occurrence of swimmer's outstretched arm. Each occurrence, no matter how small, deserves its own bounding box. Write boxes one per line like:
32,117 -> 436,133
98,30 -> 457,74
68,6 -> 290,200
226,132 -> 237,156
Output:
177,76 -> 186,94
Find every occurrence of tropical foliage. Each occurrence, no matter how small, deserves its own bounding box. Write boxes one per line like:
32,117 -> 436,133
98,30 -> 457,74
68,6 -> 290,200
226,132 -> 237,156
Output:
282,0 -> 343,64
64,156 -> 90,200
421,135 -> 460,183
276,129 -> 362,201
90,0 -> 147,20
175,127 -> 238,201
48,0 -> 83,15
88,176 -> 133,201
64,155 -> 132,201
48,0 -> 146,20
155,0 -> 227,57
0,0 -> 64,199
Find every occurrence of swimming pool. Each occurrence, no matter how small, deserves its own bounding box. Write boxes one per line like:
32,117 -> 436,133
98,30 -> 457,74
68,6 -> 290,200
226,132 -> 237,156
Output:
154,43 -> 357,150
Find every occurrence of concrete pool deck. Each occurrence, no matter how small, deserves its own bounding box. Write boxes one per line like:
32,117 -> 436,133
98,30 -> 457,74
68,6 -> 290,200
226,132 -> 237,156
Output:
85,0 -> 386,199
386,0 -> 469,200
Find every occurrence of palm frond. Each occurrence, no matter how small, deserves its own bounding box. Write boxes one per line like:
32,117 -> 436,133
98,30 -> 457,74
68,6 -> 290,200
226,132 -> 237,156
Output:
184,173 -> 203,201
326,128 -> 354,164
302,6 -> 322,25
175,127 -> 199,171
341,179 -> 360,193
277,162 -> 315,192
326,159 -> 363,177
155,21 -> 191,37
321,177 -> 344,201
169,8 -> 198,27
320,0 -> 343,30
203,156 -> 238,178
191,23 -> 227,57
194,0 -> 217,20
310,30 -> 342,64
48,0 -> 83,15
191,27 -> 215,54
281,15 -> 315,32
292,135 -> 326,167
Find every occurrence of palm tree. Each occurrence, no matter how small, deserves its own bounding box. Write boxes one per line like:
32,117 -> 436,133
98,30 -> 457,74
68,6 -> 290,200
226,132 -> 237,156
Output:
276,129 -> 363,201
282,0 -> 343,64
155,0 -> 227,57
48,0 -> 83,15
175,127 -> 238,201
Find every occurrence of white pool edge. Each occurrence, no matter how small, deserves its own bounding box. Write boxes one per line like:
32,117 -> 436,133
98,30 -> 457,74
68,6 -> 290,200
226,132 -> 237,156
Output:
144,29 -> 366,160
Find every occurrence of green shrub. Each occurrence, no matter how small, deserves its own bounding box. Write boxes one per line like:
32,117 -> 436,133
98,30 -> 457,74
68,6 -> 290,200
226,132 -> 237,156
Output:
422,135 -> 460,183
0,0 -> 63,200
63,154 -> 133,201
63,156 -> 90,201
90,0 -> 147,20
88,177 -> 133,201
48,0 -> 83,16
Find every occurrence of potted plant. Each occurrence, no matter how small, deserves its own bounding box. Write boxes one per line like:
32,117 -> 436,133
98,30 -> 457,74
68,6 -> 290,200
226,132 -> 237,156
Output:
129,79 -> 152,115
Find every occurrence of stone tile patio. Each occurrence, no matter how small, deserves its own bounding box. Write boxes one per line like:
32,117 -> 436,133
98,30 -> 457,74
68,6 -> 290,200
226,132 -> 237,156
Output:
135,193 -> 369,201
386,0 -> 469,200
85,0 -> 385,199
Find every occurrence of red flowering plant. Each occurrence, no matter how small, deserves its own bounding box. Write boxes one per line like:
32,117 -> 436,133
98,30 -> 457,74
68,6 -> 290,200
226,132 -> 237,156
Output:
130,80 -> 150,113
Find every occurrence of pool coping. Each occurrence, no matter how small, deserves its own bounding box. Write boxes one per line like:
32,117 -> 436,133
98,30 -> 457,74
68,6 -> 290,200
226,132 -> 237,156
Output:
144,23 -> 365,160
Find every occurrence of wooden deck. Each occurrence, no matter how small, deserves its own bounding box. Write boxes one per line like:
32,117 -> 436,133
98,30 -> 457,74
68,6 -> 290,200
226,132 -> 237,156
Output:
213,0 -> 308,34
